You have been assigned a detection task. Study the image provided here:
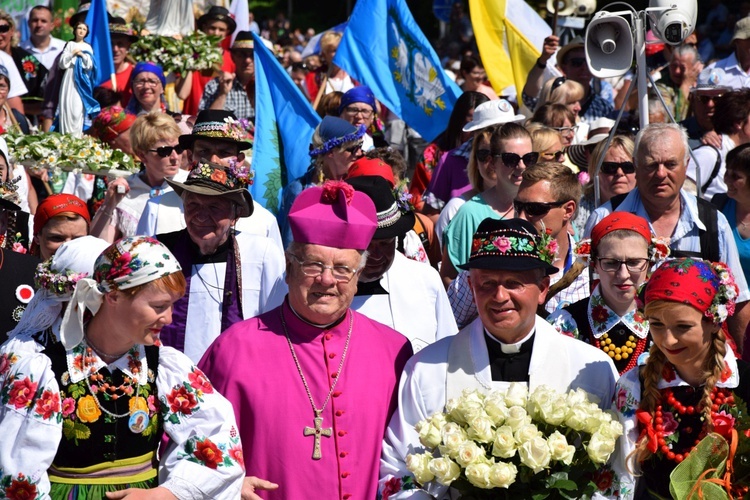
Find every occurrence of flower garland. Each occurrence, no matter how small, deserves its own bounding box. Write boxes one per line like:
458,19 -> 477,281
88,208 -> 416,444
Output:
574,235 -> 670,265
706,262 -> 739,324
308,125 -> 366,157
34,260 -> 89,296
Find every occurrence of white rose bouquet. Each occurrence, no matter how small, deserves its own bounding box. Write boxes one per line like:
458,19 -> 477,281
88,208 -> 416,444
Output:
406,384 -> 622,499
5,131 -> 137,178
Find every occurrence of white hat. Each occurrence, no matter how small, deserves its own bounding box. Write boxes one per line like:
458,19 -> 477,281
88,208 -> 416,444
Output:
692,67 -> 731,94
462,99 -> 525,132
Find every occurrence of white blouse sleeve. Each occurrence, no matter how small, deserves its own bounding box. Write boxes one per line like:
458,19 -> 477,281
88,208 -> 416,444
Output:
156,347 -> 244,500
0,337 -> 63,500
609,368 -> 643,499
546,309 -> 581,340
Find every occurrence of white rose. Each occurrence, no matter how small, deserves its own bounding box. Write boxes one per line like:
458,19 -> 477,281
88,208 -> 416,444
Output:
440,423 -> 468,459
492,425 -> 517,458
583,404 -> 607,434
489,461 -> 518,488
504,383 -> 529,408
457,400 -> 487,423
539,395 -> 569,426
587,431 -> 617,465
565,387 -> 590,407
505,406 -> 530,431
415,419 -> 442,449
468,415 -> 495,443
456,440 -> 485,467
598,419 -> 624,440
564,404 -> 589,431
428,456 -> 461,485
484,392 -> 509,425
465,462 -> 493,489
527,386 -> 554,419
519,436 -> 551,473
406,452 -> 435,485
547,431 -> 576,465
445,397 -> 463,423
514,423 -> 541,444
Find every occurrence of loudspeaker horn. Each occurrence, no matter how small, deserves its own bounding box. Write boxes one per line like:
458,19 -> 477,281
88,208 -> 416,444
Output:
585,12 -> 634,78
546,0 -> 576,17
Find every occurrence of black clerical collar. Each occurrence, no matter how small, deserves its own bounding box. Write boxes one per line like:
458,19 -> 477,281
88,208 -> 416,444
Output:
485,330 -> 535,382
355,278 -> 388,296
189,234 -> 232,264
485,329 -> 535,354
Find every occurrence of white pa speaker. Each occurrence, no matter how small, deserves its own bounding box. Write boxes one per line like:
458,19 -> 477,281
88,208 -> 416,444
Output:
574,0 -> 597,17
546,0 -> 576,17
585,12 -> 634,78
648,0 -> 697,45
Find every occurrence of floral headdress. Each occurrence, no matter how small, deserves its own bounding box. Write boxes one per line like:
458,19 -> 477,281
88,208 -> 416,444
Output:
644,258 -> 739,324
35,260 -> 89,296
576,212 -> 670,265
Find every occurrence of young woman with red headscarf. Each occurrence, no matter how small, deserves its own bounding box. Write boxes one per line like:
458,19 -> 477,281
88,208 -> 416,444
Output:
609,258 -> 750,499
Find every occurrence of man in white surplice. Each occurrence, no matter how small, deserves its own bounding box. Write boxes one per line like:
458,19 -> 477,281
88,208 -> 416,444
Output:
347,175 -> 457,353
379,218 -> 618,498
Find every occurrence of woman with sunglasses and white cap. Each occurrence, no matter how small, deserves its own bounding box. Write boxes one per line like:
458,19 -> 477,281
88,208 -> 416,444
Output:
90,112 -> 188,243
440,120 -> 537,286
0,236 -> 244,499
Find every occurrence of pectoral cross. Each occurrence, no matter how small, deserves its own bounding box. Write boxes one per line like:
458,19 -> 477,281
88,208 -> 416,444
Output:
304,410 -> 332,460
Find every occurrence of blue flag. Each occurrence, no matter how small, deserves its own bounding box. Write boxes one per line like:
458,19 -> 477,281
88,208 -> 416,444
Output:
334,0 -> 462,142
251,32 -> 321,215
84,0 -> 114,88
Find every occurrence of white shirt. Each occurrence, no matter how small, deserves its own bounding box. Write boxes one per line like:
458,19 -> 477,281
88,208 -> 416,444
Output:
379,316 -> 618,498
350,251 -> 458,353
688,134 -> 734,198
705,51 -> 750,91
0,51 -> 28,99
20,36 -> 65,70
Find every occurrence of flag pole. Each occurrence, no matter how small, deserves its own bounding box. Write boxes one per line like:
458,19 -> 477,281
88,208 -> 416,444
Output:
552,1 -> 560,35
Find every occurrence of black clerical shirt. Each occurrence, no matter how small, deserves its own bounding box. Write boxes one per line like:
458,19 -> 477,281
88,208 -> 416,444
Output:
484,331 -> 535,382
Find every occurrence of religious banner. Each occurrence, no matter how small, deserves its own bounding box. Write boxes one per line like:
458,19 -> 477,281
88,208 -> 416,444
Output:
334,0 -> 461,142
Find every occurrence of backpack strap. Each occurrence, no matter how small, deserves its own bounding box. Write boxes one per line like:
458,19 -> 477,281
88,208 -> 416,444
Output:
693,144 -> 722,194
696,197 -> 720,263
609,192 -> 627,210
710,192 -> 729,211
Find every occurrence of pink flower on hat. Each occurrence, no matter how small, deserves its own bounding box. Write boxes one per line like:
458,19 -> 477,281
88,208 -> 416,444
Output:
321,180 -> 354,205
493,236 -> 511,253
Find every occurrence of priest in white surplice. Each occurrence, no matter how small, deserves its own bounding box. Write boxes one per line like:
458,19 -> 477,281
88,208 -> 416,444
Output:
347,175 -> 458,352
379,218 -> 618,498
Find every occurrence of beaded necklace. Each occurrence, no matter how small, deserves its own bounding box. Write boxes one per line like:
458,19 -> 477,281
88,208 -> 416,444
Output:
82,343 -> 141,418
653,386 -> 734,463
594,332 -> 648,373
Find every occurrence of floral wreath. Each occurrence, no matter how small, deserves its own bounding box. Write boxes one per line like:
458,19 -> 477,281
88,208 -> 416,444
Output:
537,225 -> 559,265
393,179 -> 414,212
706,261 -> 739,324
309,125 -> 366,157
574,235 -> 670,265
227,158 -> 254,188
34,260 -> 89,296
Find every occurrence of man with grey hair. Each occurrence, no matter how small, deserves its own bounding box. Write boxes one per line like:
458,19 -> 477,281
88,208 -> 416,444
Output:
584,122 -> 750,346
656,43 -> 703,121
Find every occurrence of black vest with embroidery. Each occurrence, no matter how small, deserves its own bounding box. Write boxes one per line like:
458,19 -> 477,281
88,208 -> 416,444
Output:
46,340 -> 163,468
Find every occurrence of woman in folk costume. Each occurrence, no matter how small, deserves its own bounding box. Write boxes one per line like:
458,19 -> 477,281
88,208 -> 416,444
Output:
55,22 -> 100,137
610,258 -> 750,499
0,236 -> 244,499
548,212 -> 669,375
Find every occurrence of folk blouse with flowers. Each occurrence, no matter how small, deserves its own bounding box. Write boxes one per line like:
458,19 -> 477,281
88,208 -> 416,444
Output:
0,333 -> 245,499
609,349 -> 750,499
548,285 -> 651,375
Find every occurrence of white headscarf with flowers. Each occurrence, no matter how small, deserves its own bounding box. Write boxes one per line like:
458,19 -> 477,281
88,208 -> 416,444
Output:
59,236 -> 182,349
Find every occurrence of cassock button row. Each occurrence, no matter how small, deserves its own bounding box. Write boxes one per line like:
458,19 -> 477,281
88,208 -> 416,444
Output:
339,451 -> 348,458
341,472 -> 350,478
343,494 -> 352,499
335,410 -> 345,416
324,334 -> 333,341
338,430 -> 347,437
333,391 -> 342,397
328,353 -> 336,359
331,372 -> 338,378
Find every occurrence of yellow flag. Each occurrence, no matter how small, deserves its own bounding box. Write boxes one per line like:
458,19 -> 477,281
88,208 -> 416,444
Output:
469,0 -> 551,96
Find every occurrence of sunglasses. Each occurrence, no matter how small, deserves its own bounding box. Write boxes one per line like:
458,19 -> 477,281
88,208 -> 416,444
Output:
568,57 -> 587,68
149,145 -> 183,157
513,199 -> 567,217
600,161 -> 635,175
697,93 -> 723,104
542,149 -> 566,161
476,149 -> 492,162
494,152 -> 539,169
344,143 -> 363,154
551,76 -> 566,91
0,25 -> 10,33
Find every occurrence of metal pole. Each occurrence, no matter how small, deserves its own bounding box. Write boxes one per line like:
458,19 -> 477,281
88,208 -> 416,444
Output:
634,12 -> 649,131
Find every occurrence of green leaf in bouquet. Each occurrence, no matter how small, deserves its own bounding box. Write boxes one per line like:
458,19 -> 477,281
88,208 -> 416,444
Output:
669,433 -> 730,500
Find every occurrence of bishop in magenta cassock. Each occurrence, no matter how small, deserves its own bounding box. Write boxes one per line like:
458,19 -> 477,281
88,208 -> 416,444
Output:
199,180 -> 413,499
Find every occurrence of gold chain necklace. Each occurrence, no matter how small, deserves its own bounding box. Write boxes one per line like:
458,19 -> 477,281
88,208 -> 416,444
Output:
280,308 -> 353,460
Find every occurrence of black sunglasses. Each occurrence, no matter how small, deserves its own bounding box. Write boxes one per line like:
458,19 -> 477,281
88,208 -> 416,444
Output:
476,149 -> 492,162
344,143 -> 363,154
551,76 -> 566,91
0,25 -> 10,33
149,145 -> 184,158
568,57 -> 587,68
600,161 -> 635,175
494,152 -> 539,169
697,93 -> 723,104
513,199 -> 566,217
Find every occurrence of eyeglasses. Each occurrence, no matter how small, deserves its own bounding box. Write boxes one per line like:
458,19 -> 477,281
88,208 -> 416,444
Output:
344,106 -> 374,117
513,199 -> 567,217
568,57 -> 587,68
343,143 -> 363,154
0,25 -> 11,33
232,49 -> 254,59
600,161 -> 635,175
542,149 -> 566,161
289,254 -> 358,282
133,79 -> 161,87
551,125 -> 579,135
476,149 -> 492,162
697,93 -> 723,104
596,257 -> 649,273
148,145 -> 183,157
494,152 -> 539,169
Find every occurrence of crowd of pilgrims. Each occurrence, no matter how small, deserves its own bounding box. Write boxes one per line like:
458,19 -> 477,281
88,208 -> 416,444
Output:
1,0 -> 750,498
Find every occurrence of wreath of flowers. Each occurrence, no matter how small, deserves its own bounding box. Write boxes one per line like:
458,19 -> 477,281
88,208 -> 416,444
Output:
309,125 -> 366,157
574,235 -> 670,265
706,262 -> 739,324
130,32 -> 223,76
227,158 -> 254,188
394,179 -> 414,212
34,260 -> 89,296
